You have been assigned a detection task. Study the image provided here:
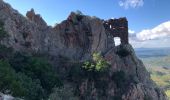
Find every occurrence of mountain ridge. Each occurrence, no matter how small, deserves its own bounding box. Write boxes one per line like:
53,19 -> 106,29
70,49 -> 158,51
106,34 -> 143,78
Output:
0,0 -> 168,100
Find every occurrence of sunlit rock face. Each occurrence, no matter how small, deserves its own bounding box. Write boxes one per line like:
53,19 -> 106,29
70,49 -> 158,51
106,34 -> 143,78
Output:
0,0 -> 111,60
0,0 -> 128,60
0,0 -> 168,100
26,8 -> 47,27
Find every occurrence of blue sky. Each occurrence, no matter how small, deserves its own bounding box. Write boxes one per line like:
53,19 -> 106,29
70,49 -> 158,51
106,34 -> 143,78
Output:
4,0 -> 170,48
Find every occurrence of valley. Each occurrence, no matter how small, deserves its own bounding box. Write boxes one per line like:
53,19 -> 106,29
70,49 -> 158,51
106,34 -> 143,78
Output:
135,48 -> 170,99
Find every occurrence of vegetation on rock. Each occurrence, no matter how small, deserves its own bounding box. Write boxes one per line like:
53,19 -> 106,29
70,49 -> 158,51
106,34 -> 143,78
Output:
0,45 -> 62,100
0,20 -> 62,99
82,52 -> 109,72
116,46 -> 130,57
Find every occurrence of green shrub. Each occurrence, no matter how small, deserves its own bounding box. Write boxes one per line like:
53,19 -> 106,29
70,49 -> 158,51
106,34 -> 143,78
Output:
9,52 -> 62,94
82,52 -> 109,72
82,61 -> 95,71
16,73 -> 45,100
0,60 -> 46,100
69,61 -> 110,88
116,47 -> 130,57
0,60 -> 24,96
0,50 -> 63,99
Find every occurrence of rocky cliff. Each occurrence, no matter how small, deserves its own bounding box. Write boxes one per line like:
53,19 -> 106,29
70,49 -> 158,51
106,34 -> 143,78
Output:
0,0 -> 168,100
0,0 -> 108,60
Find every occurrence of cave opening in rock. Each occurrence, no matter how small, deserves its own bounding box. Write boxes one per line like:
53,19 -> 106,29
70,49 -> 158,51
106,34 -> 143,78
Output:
114,37 -> 121,46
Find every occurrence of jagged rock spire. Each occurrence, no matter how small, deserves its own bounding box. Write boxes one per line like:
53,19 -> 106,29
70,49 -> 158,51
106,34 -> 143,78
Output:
26,8 -> 47,26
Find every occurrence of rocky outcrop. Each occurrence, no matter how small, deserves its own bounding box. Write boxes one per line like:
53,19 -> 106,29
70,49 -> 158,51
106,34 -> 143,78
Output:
103,18 -> 129,44
103,44 -> 167,100
0,0 -> 111,60
26,8 -> 47,27
57,44 -> 166,100
52,12 -> 109,60
0,0 -> 49,53
0,0 -> 168,100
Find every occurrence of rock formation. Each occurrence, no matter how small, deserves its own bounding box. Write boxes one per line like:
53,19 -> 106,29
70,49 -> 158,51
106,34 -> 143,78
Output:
103,18 -> 128,44
26,8 -> 47,27
0,0 -> 168,100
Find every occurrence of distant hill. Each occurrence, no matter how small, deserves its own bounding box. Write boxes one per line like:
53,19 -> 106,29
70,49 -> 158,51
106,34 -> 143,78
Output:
141,56 -> 170,68
135,47 -> 170,58
147,67 -> 170,99
135,48 -> 170,68
136,48 -> 170,99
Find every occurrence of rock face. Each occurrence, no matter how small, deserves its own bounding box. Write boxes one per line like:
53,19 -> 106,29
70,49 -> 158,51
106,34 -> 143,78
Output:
0,0 -> 114,60
26,8 -> 47,27
0,0 -> 168,100
103,18 -> 129,44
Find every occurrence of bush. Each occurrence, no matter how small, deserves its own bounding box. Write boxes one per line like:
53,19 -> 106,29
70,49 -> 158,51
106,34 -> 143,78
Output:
82,61 -> 95,71
0,50 -> 62,99
82,52 -> 109,72
0,24 -> 62,99
0,60 -> 46,100
68,61 -> 110,87
0,60 -> 24,96
116,47 -> 130,57
9,52 -> 62,94
16,73 -> 45,100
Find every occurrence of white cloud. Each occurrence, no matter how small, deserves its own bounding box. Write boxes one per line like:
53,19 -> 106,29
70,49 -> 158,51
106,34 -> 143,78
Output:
130,37 -> 170,48
129,21 -> 170,48
119,0 -> 144,9
136,21 -> 170,41
129,29 -> 135,34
